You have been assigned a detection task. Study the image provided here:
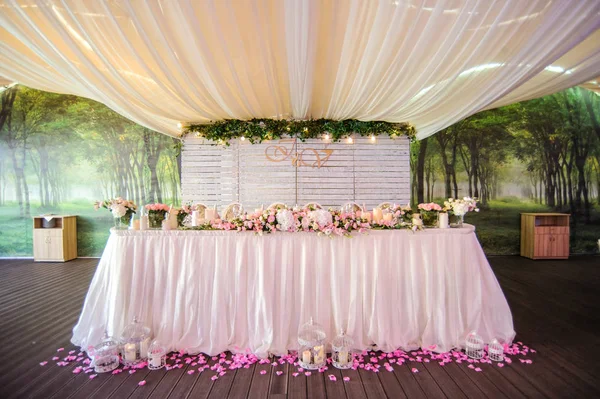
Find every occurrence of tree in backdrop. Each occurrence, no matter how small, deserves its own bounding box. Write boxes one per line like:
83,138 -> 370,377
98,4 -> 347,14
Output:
0,86 -> 181,214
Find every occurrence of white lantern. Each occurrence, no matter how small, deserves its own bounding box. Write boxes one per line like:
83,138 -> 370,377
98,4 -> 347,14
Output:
120,317 -> 151,366
488,339 -> 504,362
147,339 -> 167,370
331,329 -> 354,369
297,317 -> 327,370
465,331 -> 484,359
89,331 -> 119,373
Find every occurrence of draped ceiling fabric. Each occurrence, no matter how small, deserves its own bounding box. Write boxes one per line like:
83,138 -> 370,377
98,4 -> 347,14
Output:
1,0 -> 599,139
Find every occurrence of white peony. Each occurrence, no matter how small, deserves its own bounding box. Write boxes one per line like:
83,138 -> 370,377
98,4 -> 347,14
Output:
452,202 -> 468,216
308,209 -> 333,228
110,203 -> 127,218
276,209 -> 295,232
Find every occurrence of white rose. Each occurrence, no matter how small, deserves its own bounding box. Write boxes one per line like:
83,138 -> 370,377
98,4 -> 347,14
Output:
276,209 -> 295,232
111,203 -> 127,218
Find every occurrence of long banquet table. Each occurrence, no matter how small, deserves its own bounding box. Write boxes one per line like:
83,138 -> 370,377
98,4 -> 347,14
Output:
71,225 -> 515,356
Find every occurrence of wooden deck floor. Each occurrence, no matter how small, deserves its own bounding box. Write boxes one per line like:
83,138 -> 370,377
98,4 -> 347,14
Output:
0,256 -> 598,398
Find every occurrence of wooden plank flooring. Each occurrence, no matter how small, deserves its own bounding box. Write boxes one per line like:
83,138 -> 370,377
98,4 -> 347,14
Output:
0,256 -> 598,398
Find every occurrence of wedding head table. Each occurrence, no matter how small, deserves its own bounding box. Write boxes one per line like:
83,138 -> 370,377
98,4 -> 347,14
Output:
71,225 -> 515,357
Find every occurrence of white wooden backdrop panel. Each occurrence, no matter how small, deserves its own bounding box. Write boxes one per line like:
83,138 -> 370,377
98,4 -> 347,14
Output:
182,136 -> 410,210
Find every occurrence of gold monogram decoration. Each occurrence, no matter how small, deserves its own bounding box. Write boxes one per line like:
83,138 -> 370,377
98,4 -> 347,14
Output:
265,139 -> 333,168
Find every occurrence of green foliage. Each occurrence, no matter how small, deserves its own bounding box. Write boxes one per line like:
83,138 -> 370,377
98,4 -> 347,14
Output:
185,119 -> 416,144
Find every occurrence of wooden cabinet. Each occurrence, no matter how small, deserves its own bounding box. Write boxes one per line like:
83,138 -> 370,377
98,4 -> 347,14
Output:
32,216 -> 77,262
520,213 -> 569,259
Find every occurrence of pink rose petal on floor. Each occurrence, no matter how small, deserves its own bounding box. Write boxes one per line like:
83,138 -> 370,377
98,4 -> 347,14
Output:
328,374 -> 337,381
343,377 -> 350,382
305,372 -> 311,376
138,380 -> 146,386
187,370 -> 195,375
129,370 -> 136,374
52,357 -> 59,361
89,374 -> 97,379
276,371 -> 283,376
292,372 -> 299,377
39,361 -> 48,366
260,370 -> 267,375
211,375 -> 218,381
468,364 -> 475,369
411,368 -> 419,373
57,348 -> 64,352
498,363 -> 504,368
475,367 -> 482,372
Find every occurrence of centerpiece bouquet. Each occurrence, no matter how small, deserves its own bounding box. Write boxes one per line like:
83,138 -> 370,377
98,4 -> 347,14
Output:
417,202 -> 443,227
94,197 -> 137,229
177,202 -> 194,227
145,203 -> 170,228
443,197 -> 479,227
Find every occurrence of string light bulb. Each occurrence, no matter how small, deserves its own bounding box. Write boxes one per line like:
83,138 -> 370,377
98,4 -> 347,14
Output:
370,135 -> 376,142
347,136 -> 353,144
324,133 -> 330,140
177,122 -> 183,129
240,136 -> 246,141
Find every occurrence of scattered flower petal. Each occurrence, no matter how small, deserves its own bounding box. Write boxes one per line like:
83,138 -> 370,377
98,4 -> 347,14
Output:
138,380 -> 146,386
343,376 -> 350,382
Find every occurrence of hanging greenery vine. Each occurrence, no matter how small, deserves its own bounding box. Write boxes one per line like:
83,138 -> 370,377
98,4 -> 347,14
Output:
183,119 -> 416,145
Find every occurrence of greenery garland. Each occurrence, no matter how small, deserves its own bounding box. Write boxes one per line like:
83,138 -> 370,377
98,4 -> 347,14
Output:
183,119 -> 416,144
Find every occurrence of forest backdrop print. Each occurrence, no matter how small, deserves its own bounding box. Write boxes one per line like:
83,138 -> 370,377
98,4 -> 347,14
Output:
0,85 -> 599,257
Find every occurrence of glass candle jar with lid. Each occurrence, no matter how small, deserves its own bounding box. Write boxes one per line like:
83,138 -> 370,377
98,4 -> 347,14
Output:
297,317 -> 327,370
331,329 -> 354,369
120,317 -> 151,366
89,330 -> 120,373
147,339 -> 167,370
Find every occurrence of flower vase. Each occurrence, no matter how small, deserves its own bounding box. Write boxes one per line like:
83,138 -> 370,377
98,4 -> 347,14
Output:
148,211 -> 165,229
456,214 -> 464,228
421,211 -> 438,228
114,212 -> 133,229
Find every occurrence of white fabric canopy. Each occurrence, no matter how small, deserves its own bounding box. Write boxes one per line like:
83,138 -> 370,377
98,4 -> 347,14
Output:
1,0 -> 599,139
71,226 -> 515,356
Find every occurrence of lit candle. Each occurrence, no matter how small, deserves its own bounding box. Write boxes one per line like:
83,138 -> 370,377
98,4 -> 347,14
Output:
383,213 -> 393,222
124,343 -> 137,362
439,213 -> 449,229
302,350 -> 312,364
169,211 -> 178,229
338,350 -> 349,365
313,345 -> 324,364
191,210 -> 200,227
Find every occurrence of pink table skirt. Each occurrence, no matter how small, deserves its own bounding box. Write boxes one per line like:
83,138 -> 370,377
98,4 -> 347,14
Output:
71,225 -> 515,356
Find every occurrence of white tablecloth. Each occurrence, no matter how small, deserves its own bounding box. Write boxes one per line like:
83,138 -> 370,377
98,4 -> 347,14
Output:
71,225 -> 515,356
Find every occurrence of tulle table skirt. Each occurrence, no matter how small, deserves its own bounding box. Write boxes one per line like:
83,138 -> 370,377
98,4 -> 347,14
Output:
71,225 -> 515,356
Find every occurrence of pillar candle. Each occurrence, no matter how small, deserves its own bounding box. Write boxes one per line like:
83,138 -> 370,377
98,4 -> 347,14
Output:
191,210 -> 200,227
124,343 -> 137,362
302,350 -> 312,364
439,213 -> 449,229
139,337 -> 150,357
205,209 -> 216,221
169,211 -> 178,229
149,353 -> 162,368
373,208 -> 383,223
383,213 -> 393,222
131,219 -> 140,230
363,212 -> 372,223
140,215 -> 148,231
338,350 -> 349,365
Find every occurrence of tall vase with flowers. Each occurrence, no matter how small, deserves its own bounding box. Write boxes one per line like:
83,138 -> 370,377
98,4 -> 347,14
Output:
94,197 -> 137,229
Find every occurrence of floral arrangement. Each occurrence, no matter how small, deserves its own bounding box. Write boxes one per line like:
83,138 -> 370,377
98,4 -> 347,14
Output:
176,198 -> 479,236
145,203 -> 171,228
417,202 -> 443,227
443,197 -> 479,216
177,202 -> 194,227
94,197 -> 137,226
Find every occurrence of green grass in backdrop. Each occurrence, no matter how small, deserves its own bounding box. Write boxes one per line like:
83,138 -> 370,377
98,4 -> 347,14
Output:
0,198 -> 598,257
